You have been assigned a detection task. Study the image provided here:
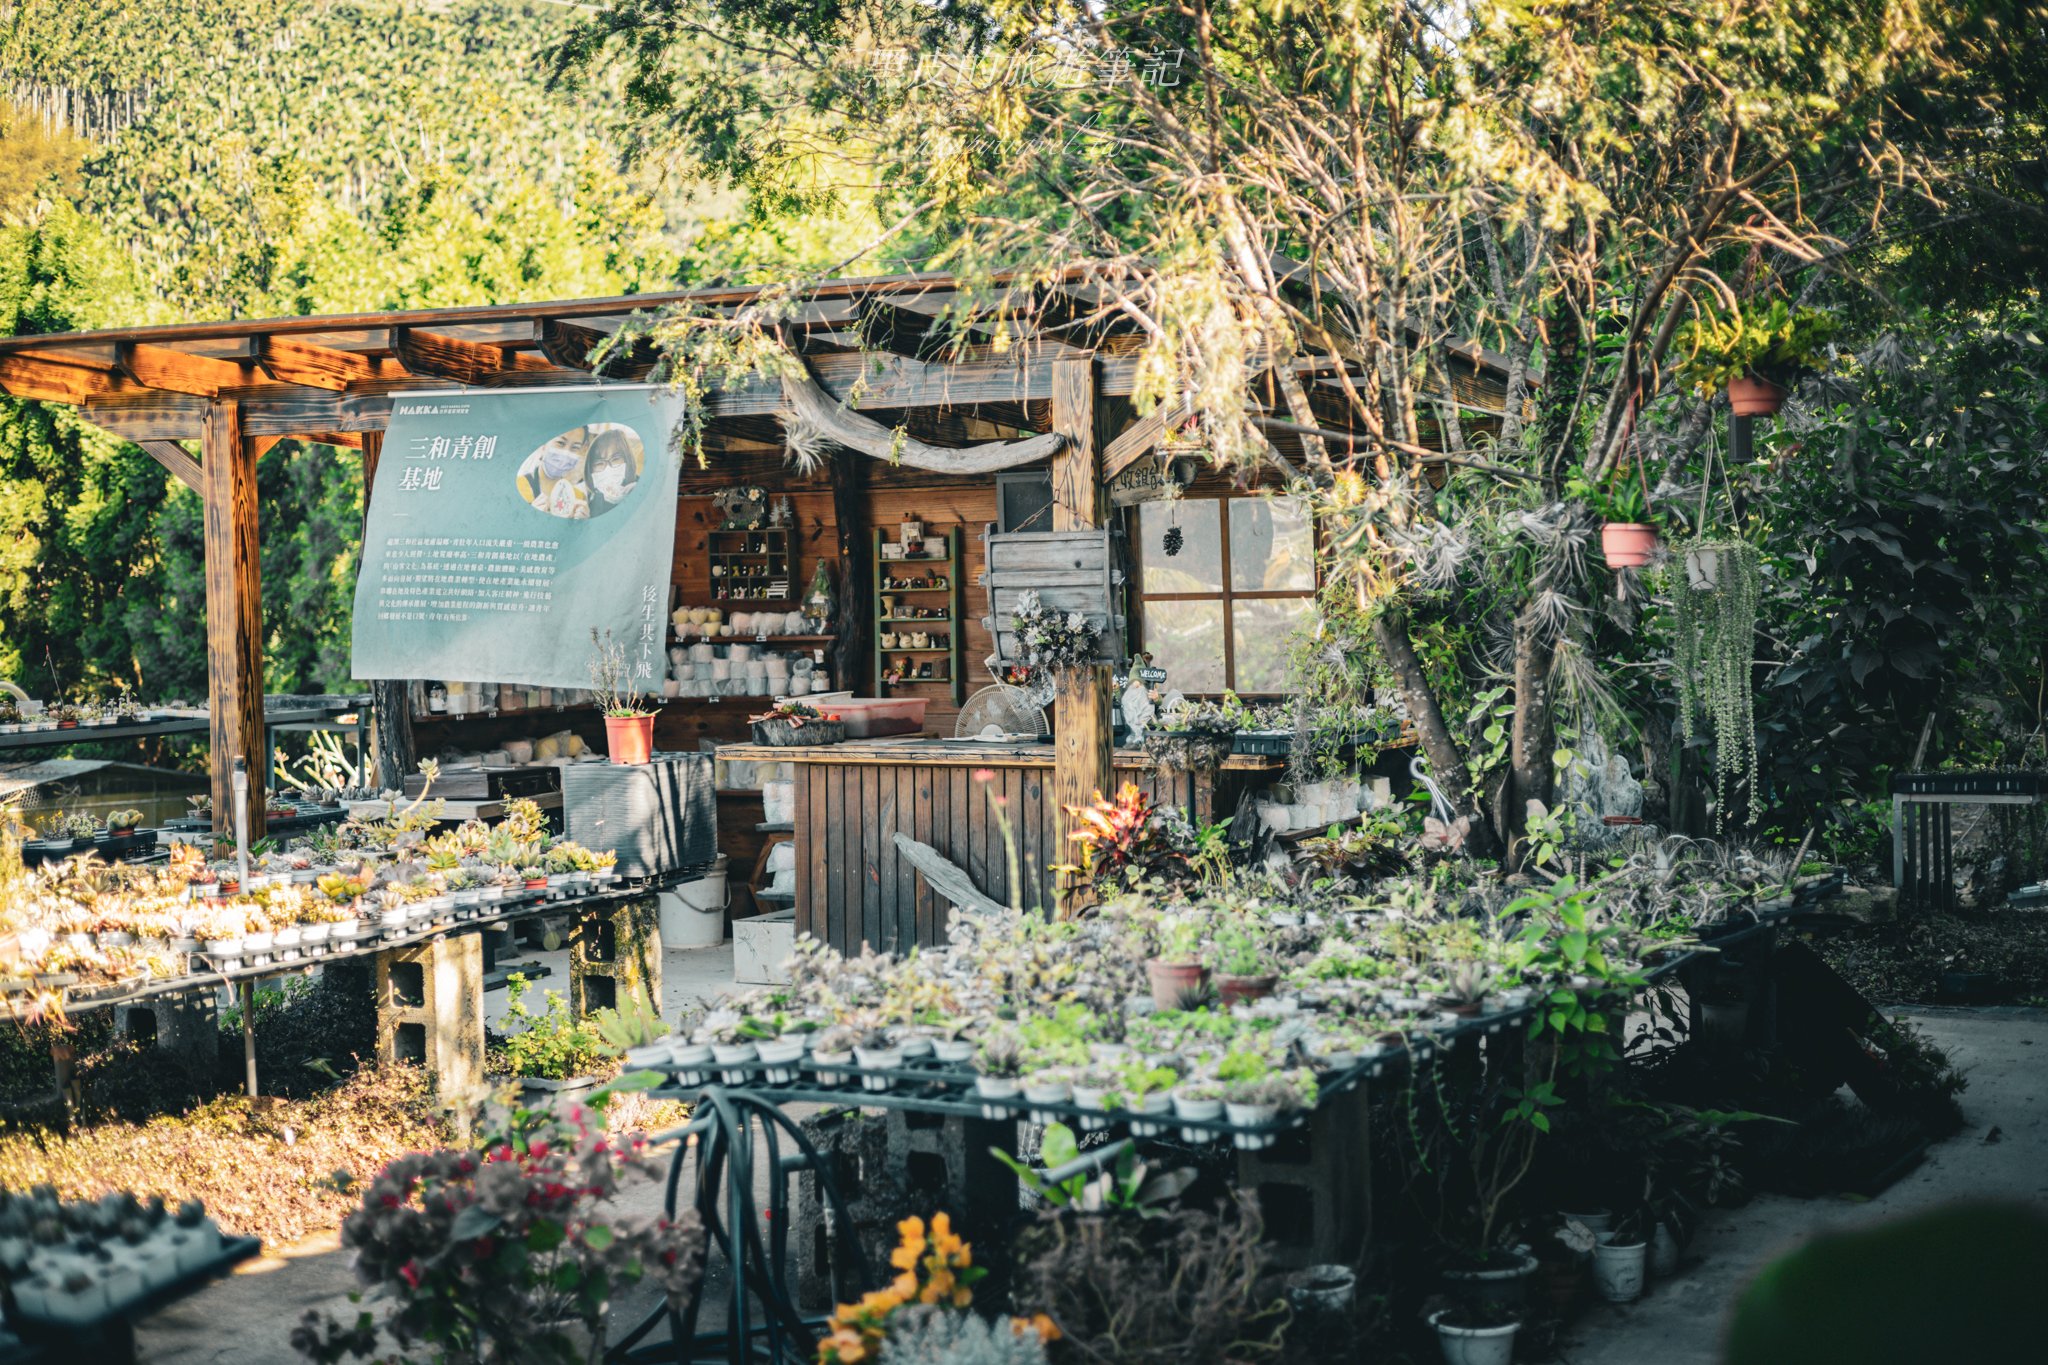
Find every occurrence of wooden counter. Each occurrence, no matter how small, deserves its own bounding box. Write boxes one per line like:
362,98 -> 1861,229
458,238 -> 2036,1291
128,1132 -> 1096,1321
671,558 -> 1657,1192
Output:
720,737 -> 1280,954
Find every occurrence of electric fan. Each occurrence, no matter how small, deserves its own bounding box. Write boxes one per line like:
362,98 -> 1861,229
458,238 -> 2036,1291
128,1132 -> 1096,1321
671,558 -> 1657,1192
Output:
953,685 -> 1051,741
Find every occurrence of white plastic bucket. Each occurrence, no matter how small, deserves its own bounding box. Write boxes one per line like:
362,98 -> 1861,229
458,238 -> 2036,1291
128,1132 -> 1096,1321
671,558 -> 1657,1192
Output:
661,856 -> 728,948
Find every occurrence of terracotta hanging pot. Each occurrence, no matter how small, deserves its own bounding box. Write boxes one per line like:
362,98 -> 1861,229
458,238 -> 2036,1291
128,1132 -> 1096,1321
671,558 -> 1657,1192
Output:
1599,523 -> 1659,569
1726,375 -> 1788,416
604,714 -> 655,765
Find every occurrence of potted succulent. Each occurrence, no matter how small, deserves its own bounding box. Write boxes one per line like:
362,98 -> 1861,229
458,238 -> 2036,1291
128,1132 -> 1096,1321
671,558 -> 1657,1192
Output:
851,1021 -> 904,1093
1672,299 -> 1835,417
1119,1061 -> 1179,1137
495,975 -> 612,1109
972,1025 -> 1025,1116
1211,926 -> 1279,1005
1144,695 -> 1242,773
105,809 -> 145,839
1145,920 -> 1211,1011
1170,1077 -> 1224,1144
808,1022 -> 860,1090
1583,474 -> 1661,569
749,700 -> 845,746
590,627 -> 658,765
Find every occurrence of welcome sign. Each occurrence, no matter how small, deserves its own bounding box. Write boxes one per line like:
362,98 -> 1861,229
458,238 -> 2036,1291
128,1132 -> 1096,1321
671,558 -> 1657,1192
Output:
351,385 -> 684,690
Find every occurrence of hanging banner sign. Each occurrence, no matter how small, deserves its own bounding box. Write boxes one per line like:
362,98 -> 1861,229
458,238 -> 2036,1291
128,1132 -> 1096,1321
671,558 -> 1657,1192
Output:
351,385 -> 683,690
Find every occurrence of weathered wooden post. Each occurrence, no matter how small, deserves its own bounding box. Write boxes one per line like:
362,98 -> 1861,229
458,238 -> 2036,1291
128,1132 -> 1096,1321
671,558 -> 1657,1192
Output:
358,430 -> 416,790
201,399 -> 267,842
1049,359 -> 1111,907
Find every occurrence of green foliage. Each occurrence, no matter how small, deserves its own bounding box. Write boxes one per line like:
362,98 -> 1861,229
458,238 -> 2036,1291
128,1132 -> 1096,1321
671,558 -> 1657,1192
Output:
493,975 -> 613,1082
1672,539 -> 1764,829
1672,301 -> 1839,394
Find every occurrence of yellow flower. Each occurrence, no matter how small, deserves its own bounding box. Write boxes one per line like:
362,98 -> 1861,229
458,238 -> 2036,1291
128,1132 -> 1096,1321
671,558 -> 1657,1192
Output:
1013,1313 -> 1062,1342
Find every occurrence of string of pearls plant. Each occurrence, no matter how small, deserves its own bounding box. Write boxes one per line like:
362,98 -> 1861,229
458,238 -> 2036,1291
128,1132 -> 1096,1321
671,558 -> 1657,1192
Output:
1672,538 -> 1762,828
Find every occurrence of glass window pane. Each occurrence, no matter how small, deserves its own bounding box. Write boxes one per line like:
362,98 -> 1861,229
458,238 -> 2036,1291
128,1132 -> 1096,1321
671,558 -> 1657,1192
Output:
1232,597 -> 1316,693
1138,498 -> 1223,593
1229,497 -> 1316,592
1142,599 -> 1226,693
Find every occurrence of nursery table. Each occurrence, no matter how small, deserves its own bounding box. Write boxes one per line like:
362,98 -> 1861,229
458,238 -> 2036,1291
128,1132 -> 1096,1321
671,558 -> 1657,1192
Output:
8,1234 -> 259,1365
610,883 -> 1845,1365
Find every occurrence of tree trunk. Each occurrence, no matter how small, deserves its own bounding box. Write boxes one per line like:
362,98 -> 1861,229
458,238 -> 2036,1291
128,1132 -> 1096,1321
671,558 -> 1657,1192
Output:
1372,612 -> 1500,857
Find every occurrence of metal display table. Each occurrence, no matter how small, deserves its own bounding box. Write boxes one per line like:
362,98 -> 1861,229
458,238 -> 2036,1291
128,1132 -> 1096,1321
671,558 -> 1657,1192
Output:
608,896 -> 1832,1364
6,1236 -> 260,1365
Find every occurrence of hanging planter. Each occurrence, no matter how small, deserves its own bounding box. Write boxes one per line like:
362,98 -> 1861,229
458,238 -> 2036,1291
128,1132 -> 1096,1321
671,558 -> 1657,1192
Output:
1673,299 -> 1836,419
1673,537 -> 1763,828
1725,375 -> 1788,417
1599,523 -> 1659,568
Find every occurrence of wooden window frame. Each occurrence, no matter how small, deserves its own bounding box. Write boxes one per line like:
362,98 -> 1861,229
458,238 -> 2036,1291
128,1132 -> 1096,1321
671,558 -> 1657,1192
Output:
1130,494 -> 1318,696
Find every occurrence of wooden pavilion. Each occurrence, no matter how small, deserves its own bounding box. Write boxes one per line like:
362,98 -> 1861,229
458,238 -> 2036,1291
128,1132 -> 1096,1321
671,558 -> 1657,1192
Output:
0,267 -> 1511,933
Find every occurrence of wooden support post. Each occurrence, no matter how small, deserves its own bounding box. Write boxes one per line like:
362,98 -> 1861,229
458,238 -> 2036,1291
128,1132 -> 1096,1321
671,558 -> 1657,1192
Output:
828,447 -> 871,693
203,400 -> 266,842
359,431 -> 416,790
1050,359 -> 1111,909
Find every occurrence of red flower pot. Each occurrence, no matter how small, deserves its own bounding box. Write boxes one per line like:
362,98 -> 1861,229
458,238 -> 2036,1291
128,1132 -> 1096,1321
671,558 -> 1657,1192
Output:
1727,375 -> 1788,416
1599,523 -> 1658,568
1146,959 -> 1212,1012
604,714 -> 655,765
1216,973 -> 1278,1006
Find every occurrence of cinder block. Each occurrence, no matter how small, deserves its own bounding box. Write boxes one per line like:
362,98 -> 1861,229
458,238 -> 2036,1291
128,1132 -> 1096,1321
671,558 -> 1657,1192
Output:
570,896 -> 662,1018
789,1107 -> 1021,1310
118,990 -> 218,1084
1235,1082 -> 1371,1269
373,931 -> 484,1098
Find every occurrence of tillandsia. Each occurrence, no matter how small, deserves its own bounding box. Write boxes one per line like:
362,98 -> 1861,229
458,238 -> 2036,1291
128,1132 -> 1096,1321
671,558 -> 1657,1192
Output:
1671,539 -> 1762,828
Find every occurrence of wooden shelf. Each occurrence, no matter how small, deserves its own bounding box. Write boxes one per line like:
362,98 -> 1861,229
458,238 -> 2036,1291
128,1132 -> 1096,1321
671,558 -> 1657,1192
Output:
874,526 -> 966,706
673,632 -> 836,645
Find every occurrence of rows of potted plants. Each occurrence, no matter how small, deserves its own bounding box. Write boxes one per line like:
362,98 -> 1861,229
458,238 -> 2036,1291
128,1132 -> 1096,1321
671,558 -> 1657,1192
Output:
623,851 -> 1766,1143
0,694 -> 159,734
0,794 -> 619,1009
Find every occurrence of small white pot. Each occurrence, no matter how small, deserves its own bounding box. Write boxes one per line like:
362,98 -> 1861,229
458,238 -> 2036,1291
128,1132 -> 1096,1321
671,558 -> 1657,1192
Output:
854,1044 -> 904,1092
1652,1220 -> 1682,1277
756,1037 -> 805,1084
1022,1077 -> 1071,1122
624,1041 -> 671,1073
670,1041 -> 715,1088
1429,1311 -> 1520,1365
1592,1238 -> 1647,1303
1070,1084 -> 1111,1132
932,1037 -> 975,1065
710,1041 -> 758,1083
810,1049 -> 852,1088
1129,1091 -> 1173,1137
1224,1101 -> 1280,1149
1172,1091 -> 1223,1144
974,1074 -> 1020,1118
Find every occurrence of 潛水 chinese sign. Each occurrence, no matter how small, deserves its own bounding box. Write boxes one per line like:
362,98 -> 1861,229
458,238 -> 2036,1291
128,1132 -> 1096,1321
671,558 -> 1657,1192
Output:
351,386 -> 683,690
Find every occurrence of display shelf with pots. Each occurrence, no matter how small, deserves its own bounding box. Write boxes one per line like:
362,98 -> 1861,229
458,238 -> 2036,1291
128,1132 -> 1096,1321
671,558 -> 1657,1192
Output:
707,527 -> 796,603
873,525 -> 965,705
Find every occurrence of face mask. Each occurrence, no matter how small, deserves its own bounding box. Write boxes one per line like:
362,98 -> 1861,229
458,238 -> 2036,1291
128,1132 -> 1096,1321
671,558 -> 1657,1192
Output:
593,464 -> 628,501
540,444 -> 581,479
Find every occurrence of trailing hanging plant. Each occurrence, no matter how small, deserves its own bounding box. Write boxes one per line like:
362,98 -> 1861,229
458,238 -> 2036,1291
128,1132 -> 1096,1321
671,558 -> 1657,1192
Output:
1671,538 -> 1762,828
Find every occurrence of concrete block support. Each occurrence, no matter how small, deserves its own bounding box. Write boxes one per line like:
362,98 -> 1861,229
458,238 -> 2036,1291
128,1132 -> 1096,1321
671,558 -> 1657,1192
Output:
1235,1082 -> 1372,1269
373,931 -> 484,1097
117,990 -> 218,1085
790,1107 -> 1020,1311
570,896 -> 661,1019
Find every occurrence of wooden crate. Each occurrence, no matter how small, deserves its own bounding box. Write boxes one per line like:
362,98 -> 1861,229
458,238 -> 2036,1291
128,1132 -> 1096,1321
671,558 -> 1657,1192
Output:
979,527 -> 1126,667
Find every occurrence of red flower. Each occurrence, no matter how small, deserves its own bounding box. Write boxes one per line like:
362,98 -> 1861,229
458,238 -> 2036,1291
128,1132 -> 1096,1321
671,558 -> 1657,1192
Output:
398,1259 -> 424,1290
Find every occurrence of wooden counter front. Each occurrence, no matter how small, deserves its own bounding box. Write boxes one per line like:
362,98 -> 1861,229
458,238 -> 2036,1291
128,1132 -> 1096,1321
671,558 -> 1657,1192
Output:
720,737 -> 1279,954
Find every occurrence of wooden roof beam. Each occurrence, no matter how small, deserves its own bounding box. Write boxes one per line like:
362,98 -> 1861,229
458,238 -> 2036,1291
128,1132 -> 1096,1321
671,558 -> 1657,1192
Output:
115,342 -> 254,398
258,336 -> 381,390
0,354 -> 135,404
536,318 -> 654,378
392,326 -> 557,385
